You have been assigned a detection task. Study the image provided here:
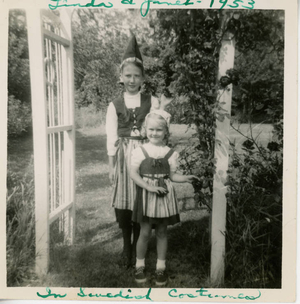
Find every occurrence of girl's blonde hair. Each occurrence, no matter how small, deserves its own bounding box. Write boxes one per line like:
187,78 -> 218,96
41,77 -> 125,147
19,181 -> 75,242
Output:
141,113 -> 170,144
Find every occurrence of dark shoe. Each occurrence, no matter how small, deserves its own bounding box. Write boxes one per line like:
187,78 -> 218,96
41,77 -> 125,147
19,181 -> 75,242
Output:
155,269 -> 167,286
135,267 -> 147,284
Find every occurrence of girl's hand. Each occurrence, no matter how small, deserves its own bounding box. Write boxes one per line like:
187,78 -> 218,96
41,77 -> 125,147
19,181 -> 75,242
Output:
147,185 -> 168,195
184,175 -> 200,183
109,167 -> 115,184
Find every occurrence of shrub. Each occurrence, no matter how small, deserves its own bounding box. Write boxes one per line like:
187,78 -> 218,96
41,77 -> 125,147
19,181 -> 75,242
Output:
7,95 -> 32,138
224,136 -> 282,288
165,95 -> 190,124
6,175 -> 35,286
181,121 -> 283,287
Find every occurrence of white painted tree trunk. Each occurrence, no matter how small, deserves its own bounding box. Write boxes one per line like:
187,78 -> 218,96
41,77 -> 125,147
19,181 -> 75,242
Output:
210,32 -> 235,285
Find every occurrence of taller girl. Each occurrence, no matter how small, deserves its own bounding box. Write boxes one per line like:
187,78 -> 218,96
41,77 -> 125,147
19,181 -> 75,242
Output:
106,35 -> 170,268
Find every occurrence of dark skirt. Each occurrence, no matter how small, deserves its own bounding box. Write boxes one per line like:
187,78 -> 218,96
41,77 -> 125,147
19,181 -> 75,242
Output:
132,186 -> 180,226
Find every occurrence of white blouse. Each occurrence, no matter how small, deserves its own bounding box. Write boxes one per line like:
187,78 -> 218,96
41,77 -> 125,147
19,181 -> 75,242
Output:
106,92 -> 159,156
131,142 -> 179,172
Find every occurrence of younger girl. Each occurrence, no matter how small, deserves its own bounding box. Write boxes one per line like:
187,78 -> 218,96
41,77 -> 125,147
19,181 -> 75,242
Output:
130,111 -> 199,286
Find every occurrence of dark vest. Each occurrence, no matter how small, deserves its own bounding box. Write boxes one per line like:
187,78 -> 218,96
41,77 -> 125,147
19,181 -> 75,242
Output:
113,94 -> 151,137
139,146 -> 174,175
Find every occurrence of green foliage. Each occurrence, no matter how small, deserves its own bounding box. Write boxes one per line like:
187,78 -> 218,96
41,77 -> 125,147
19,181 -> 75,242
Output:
224,15 -> 284,286
151,9 -> 284,287
7,10 -> 32,139
165,95 -> 190,124
148,10 -> 284,124
8,10 -> 31,104
230,11 -> 284,123
72,10 -> 125,109
73,9 -> 154,109
148,10 -> 224,203
7,164 -> 35,286
225,135 -> 282,288
7,95 -> 32,137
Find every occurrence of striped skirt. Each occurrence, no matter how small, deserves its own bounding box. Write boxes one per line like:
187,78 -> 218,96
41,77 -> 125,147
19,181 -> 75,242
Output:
132,174 -> 180,226
111,137 -> 147,211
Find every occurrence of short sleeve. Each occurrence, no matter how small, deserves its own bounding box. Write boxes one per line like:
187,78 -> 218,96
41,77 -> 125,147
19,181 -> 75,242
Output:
131,147 -> 146,168
168,150 -> 179,172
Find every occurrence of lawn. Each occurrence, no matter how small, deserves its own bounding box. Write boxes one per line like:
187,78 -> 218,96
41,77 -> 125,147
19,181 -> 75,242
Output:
7,123 -> 273,287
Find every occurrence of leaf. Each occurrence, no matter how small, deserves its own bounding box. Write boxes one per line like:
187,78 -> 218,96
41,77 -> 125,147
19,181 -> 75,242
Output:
216,114 -> 225,122
256,104 -> 264,110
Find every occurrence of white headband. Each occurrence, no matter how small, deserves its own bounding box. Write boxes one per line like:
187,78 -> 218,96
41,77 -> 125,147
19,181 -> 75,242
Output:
145,110 -> 171,128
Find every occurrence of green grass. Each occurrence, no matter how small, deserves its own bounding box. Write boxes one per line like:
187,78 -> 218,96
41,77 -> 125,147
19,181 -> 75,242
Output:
29,210 -> 210,288
7,123 -> 274,287
6,172 -> 36,286
75,106 -> 106,130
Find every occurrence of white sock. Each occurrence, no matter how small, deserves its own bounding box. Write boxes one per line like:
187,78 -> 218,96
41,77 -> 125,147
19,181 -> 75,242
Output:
136,258 -> 145,268
156,259 -> 166,270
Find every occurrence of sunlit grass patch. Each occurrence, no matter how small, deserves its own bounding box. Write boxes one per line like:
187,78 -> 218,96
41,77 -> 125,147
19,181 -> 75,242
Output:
75,105 -> 106,130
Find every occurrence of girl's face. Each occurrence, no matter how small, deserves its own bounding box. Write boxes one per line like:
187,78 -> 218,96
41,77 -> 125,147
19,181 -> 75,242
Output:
120,63 -> 144,95
146,117 -> 167,146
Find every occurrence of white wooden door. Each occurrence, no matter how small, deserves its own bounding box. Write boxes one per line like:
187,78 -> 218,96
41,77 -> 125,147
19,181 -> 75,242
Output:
27,8 -> 75,275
